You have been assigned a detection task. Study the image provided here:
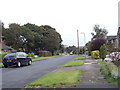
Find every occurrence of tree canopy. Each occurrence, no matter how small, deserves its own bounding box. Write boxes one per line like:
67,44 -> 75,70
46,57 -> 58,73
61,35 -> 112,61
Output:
91,25 -> 108,40
2,23 -> 62,54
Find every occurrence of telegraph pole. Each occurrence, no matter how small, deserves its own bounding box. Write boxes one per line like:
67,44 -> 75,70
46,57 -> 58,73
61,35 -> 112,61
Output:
77,30 -> 79,55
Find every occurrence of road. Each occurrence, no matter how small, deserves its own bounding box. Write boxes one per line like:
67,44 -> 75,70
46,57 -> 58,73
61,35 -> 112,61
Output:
2,55 -> 76,88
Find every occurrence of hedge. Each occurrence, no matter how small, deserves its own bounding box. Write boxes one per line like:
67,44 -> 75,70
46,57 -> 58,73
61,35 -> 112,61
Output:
100,62 -> 119,79
38,51 -> 52,57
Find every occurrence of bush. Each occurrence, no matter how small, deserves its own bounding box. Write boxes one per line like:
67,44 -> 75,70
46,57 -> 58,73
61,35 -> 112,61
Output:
0,52 -> 8,62
28,53 -> 35,58
38,51 -> 52,57
91,50 -> 100,59
100,44 -> 107,60
100,62 -> 119,79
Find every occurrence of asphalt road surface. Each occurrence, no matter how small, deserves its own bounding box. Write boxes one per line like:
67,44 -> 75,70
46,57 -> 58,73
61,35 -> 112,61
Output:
2,55 -> 76,88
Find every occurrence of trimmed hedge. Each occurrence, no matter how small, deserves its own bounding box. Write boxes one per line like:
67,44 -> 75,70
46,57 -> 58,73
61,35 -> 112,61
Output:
91,50 -> 100,59
38,51 -> 52,57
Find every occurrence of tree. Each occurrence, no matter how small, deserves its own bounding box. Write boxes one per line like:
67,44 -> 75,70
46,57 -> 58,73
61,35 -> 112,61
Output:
40,25 -> 62,55
85,41 -> 92,56
3,23 -> 62,55
65,45 -> 77,54
91,25 -> 108,40
91,38 -> 106,51
100,44 -> 107,61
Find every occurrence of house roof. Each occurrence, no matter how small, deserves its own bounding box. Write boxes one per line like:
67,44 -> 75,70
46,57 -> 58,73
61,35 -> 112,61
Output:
0,41 -> 15,50
107,36 -> 117,41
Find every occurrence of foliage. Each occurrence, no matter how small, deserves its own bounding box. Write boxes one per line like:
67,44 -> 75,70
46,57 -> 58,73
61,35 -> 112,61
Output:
74,55 -> 85,60
0,64 -> 4,68
85,41 -> 92,56
91,38 -> 106,51
91,24 -> 108,40
38,51 -> 52,57
91,50 -> 100,59
100,44 -> 107,60
100,62 -> 120,86
63,61 -> 84,67
2,23 -> 62,54
65,45 -> 78,54
0,52 -> 8,62
28,70 -> 83,87
28,53 -> 35,58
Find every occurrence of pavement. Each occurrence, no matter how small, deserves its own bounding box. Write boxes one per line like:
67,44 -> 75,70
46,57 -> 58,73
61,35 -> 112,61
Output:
55,56 -> 118,88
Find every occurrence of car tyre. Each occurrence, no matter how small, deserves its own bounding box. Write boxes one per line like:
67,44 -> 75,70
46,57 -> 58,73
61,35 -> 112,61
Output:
4,64 -> 8,68
28,60 -> 32,65
17,62 -> 21,67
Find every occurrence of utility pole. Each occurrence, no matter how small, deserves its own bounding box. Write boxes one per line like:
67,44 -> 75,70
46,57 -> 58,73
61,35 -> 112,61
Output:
77,30 -> 79,55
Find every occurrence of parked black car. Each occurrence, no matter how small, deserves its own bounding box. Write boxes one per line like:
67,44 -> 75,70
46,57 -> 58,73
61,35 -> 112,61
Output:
2,52 -> 32,68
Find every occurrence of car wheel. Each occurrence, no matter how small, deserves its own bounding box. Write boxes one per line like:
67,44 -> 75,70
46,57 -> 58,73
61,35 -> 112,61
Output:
17,62 -> 21,67
4,64 -> 8,68
28,60 -> 32,65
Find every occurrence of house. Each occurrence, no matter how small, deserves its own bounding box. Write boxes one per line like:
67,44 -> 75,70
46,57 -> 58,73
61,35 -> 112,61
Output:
117,27 -> 120,48
107,35 -> 118,52
0,41 -> 16,53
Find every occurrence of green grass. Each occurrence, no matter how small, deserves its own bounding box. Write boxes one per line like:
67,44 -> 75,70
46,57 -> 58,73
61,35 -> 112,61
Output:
0,63 -> 3,68
63,61 -> 84,67
74,55 -> 85,60
32,58 -> 47,62
106,76 -> 120,87
77,55 -> 84,57
97,61 -> 106,64
74,56 -> 85,60
28,70 -> 83,87
49,55 -> 63,58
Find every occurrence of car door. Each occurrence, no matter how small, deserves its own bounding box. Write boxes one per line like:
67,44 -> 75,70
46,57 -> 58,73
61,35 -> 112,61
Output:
18,53 -> 26,64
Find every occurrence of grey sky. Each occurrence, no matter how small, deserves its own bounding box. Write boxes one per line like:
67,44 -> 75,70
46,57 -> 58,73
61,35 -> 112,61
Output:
0,0 -> 119,46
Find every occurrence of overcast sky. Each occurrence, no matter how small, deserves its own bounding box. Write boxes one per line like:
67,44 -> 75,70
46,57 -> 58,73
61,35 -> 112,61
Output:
0,0 -> 119,46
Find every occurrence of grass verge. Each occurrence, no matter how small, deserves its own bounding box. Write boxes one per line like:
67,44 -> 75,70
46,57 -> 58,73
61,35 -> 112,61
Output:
63,61 -> 84,67
49,55 -> 63,58
32,58 -> 47,62
74,56 -> 85,60
28,70 -> 83,87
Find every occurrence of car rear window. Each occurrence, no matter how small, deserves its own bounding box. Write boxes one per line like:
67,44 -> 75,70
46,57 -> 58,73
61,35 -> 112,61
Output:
4,53 -> 16,58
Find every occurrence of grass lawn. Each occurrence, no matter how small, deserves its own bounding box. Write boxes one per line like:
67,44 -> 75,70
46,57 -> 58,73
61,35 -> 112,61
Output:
49,55 -> 63,58
28,70 -> 83,87
32,58 -> 47,62
63,61 -> 84,67
77,55 -> 84,57
74,56 -> 85,60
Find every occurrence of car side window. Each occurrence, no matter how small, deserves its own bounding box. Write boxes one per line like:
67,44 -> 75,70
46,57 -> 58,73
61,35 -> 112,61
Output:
18,53 -> 25,58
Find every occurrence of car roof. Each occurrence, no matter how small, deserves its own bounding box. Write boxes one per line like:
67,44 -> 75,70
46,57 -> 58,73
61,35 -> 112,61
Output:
7,52 -> 26,54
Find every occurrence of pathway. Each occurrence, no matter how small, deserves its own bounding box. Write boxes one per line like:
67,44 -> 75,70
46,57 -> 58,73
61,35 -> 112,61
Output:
55,56 -> 118,88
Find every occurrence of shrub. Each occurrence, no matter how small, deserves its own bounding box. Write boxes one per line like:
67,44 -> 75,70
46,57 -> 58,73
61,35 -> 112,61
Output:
28,53 -> 35,58
91,50 -> 100,59
38,51 -> 52,57
100,44 -> 107,60
0,52 -> 8,62
100,62 -> 119,79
